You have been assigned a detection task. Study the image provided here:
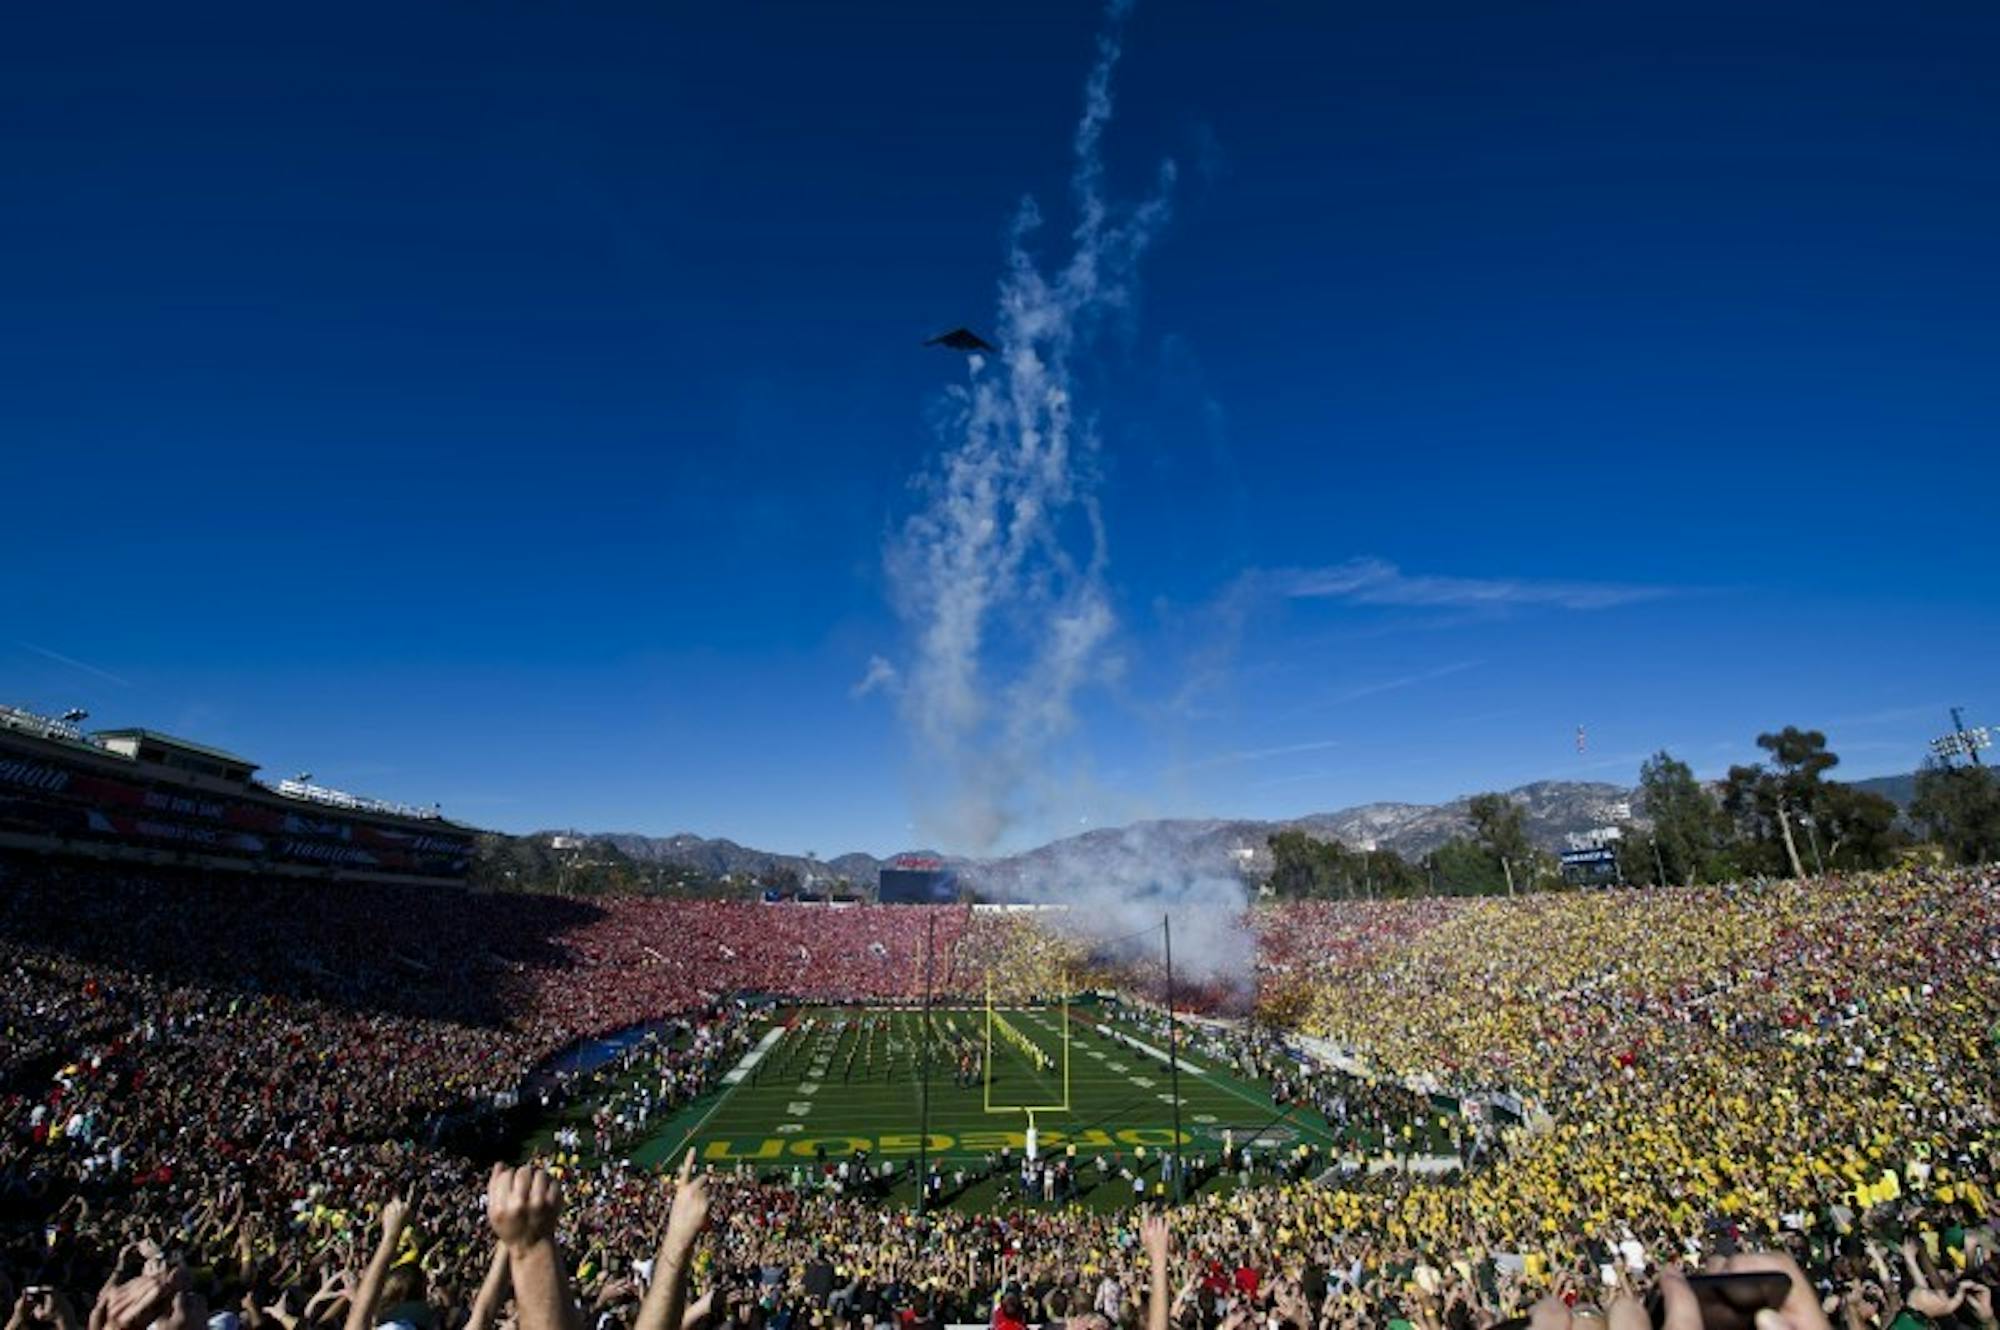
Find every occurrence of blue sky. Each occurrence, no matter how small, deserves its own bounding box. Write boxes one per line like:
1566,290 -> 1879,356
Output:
5,0 -> 1996,856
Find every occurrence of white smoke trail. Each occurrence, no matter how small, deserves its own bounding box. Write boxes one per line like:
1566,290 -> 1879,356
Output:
881,1 -> 1252,984
887,0 -> 1169,849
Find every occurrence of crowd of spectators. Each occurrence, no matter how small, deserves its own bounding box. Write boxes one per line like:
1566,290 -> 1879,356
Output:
2,852 -> 1997,1330
1271,870 -> 2000,1290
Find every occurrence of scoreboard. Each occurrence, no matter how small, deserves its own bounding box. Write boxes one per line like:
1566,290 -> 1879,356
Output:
878,857 -> 958,904
1559,845 -> 1620,885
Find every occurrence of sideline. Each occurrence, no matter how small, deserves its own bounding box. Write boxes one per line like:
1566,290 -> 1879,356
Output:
723,1025 -> 787,1084
1094,1022 -> 1346,1149
1093,1023 -> 1207,1078
663,1024 -> 788,1164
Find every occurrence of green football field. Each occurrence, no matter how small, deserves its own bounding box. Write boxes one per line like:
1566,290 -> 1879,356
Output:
534,1002 -> 1345,1209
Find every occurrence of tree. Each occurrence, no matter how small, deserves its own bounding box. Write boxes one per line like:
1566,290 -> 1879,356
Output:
469,832 -> 646,894
1615,825 -> 1665,887
1718,727 -> 1908,878
1266,830 -> 1343,899
1634,750 -> 1730,885
1265,831 -> 1423,898
1466,792 -> 1535,894
1910,760 -> 2000,864
1759,726 -> 1840,786
1811,783 -> 1905,870
1721,763 -> 1793,877
1429,837 -> 1508,895
1722,727 -> 1844,879
1362,847 -> 1427,898
1761,726 -> 1841,877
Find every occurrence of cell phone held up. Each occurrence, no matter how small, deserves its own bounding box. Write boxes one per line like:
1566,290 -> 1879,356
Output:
1651,1272 -> 1796,1330
1487,1271 -> 1794,1330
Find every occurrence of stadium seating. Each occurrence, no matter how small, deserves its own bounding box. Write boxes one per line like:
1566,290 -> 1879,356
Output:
1,853 -> 1996,1330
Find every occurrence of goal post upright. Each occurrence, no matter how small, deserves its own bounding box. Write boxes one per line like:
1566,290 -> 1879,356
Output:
1164,913 -> 1184,1203
917,911 -> 935,1213
1061,974 -> 1072,1108
983,973 -> 1072,1129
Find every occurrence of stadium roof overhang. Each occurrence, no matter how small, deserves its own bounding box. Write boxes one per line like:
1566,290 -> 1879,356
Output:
93,728 -> 260,773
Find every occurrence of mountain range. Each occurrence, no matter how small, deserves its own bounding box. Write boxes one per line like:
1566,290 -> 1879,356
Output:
563,771 -> 1919,893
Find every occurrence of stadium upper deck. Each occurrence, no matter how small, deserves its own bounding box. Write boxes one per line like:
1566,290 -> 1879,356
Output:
0,702 -> 476,882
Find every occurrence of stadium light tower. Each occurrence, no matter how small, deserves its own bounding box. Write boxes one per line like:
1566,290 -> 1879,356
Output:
61,708 -> 88,723
1930,708 -> 1991,768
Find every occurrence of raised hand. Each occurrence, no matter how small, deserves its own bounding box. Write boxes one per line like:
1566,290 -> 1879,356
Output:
102,1271 -> 183,1330
637,1151 -> 714,1330
155,1291 -> 208,1330
486,1164 -> 575,1330
487,1164 -> 564,1254
378,1198 -> 411,1239
1908,1286 -> 1966,1320
1525,1297 -> 1574,1329
1715,1252 -> 1835,1330
1609,1267 -> 1696,1330
1141,1213 -> 1171,1330
663,1150 -> 709,1250
346,1196 -> 419,1330
32,1289 -> 81,1330
1273,1281 -> 1310,1329
465,1241 -> 513,1330
260,1296 -> 299,1330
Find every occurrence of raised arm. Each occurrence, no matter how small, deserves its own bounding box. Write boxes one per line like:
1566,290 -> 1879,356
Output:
634,1151 -> 712,1330
302,1269 -> 354,1327
1141,1213 -> 1170,1330
466,1242 -> 514,1330
236,1213 -> 262,1290
344,1199 -> 412,1330
488,1165 -> 576,1330
99,1270 -> 187,1330
1898,1238 -> 1934,1292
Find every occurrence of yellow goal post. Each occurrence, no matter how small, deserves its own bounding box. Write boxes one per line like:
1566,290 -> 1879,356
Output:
982,978 -> 1072,1123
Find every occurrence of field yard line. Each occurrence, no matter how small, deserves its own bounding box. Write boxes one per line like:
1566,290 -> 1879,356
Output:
666,1025 -> 785,1162
1093,1024 -> 1206,1078
722,1025 -> 788,1084
1189,1068 -> 1336,1146
1088,1019 -> 1334,1144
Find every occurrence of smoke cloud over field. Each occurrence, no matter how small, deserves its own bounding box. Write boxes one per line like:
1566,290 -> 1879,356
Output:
982,822 -> 1260,994
878,0 -> 1253,984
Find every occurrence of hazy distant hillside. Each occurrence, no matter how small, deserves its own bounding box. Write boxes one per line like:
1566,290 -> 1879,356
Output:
961,780 -> 1635,890
575,779 -> 1637,893
586,832 -> 898,889
572,772 -> 1918,897
1846,772 -> 1918,808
